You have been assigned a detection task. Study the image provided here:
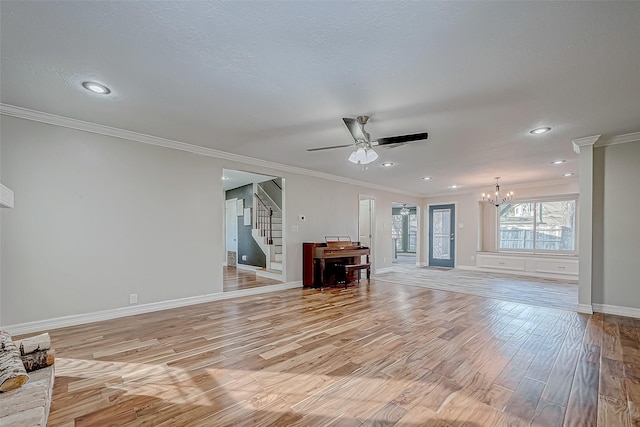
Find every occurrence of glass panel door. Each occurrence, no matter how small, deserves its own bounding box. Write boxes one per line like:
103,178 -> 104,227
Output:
429,204 -> 455,267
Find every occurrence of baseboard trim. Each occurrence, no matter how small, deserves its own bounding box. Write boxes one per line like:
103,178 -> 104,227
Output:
577,304 -> 594,314
255,269 -> 283,281
458,265 -> 578,281
375,267 -> 395,274
455,265 -> 478,271
4,281 -> 303,336
235,264 -> 260,271
593,303 -> 640,319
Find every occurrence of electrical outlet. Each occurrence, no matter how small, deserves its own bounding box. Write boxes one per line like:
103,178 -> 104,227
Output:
471,255 -> 475,261
242,255 -> 247,261
129,293 -> 138,305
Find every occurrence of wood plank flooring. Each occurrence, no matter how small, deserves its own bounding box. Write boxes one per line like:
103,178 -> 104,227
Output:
223,266 -> 281,292
28,279 -> 638,426
376,265 -> 578,311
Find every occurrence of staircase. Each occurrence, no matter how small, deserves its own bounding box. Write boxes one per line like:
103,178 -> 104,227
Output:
252,183 -> 283,280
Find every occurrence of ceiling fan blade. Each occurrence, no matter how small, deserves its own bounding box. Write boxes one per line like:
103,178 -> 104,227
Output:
376,132 -> 429,146
342,117 -> 367,141
306,144 -> 354,152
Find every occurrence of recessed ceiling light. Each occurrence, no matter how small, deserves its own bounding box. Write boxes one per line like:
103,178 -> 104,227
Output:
449,185 -> 460,189
82,81 -> 111,94
422,176 -> 432,181
530,127 -> 552,135
551,160 -> 566,165
222,176 -> 229,180
381,162 -> 394,167
563,173 -> 574,177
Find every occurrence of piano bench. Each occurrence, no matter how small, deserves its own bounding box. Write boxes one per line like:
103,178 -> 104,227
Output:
344,263 -> 371,284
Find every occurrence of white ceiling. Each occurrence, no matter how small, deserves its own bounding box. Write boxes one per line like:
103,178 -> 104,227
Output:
1,1 -> 639,196
223,169 -> 275,191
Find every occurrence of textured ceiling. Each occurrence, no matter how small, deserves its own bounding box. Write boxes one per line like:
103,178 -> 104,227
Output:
222,169 -> 275,192
1,1 -> 639,195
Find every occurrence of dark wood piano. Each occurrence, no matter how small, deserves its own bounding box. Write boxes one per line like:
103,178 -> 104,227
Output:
303,236 -> 371,287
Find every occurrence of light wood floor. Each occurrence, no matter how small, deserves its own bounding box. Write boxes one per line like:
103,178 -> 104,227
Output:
376,265 -> 578,311
223,266 -> 281,292
40,280 -> 638,426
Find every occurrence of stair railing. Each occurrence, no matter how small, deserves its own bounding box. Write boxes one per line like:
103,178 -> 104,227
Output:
254,193 -> 273,245
256,183 -> 282,215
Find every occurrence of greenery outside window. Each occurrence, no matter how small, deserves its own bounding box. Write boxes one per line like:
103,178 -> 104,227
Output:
498,198 -> 577,253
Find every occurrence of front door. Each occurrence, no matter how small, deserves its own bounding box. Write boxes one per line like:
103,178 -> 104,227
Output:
429,204 -> 455,268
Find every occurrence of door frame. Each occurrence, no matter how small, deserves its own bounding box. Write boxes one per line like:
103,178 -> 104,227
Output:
427,202 -> 457,268
391,203 -> 421,266
358,194 -> 375,271
225,198 -> 238,267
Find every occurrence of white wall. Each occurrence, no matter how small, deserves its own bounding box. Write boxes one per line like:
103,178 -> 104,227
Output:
0,115 -> 420,326
1,116 -> 222,325
593,142 -> 640,309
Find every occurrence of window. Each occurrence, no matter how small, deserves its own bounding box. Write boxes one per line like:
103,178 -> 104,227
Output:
498,199 -> 576,253
391,214 -> 404,252
392,208 -> 417,253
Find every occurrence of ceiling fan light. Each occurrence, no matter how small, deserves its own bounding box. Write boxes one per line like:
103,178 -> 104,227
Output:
349,147 -> 366,164
365,148 -> 378,163
348,149 -> 359,164
348,146 -> 378,165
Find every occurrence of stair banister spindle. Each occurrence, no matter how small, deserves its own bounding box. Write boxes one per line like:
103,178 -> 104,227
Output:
254,193 -> 273,245
268,208 -> 273,245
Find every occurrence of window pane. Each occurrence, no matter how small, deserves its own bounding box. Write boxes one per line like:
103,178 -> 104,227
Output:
392,214 -> 403,251
407,214 -> 417,252
499,203 -> 534,250
535,201 -> 576,251
432,209 -> 451,260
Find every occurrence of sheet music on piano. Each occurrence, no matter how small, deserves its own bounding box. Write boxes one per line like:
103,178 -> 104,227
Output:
325,236 -> 354,249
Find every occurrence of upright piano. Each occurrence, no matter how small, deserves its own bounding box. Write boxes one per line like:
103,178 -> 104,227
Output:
303,237 -> 371,287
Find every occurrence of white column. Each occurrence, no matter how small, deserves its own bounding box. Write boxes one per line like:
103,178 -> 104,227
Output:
572,135 -> 600,314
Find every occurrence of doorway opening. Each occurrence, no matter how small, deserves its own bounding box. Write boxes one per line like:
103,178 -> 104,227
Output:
392,202 -> 418,265
223,169 -> 285,292
359,195 -> 375,270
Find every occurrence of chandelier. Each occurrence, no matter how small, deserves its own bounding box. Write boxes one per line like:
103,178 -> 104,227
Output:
400,204 -> 410,215
348,142 -> 378,165
482,177 -> 514,207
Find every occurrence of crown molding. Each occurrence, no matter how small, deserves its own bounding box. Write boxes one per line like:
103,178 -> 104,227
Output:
423,177 -> 578,199
572,135 -> 601,154
597,131 -> 640,148
0,103 -> 421,198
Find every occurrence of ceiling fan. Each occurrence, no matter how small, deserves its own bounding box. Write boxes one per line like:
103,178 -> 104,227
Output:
307,116 -> 429,165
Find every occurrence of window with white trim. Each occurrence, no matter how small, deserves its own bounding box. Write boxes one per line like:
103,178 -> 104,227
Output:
498,198 -> 577,253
